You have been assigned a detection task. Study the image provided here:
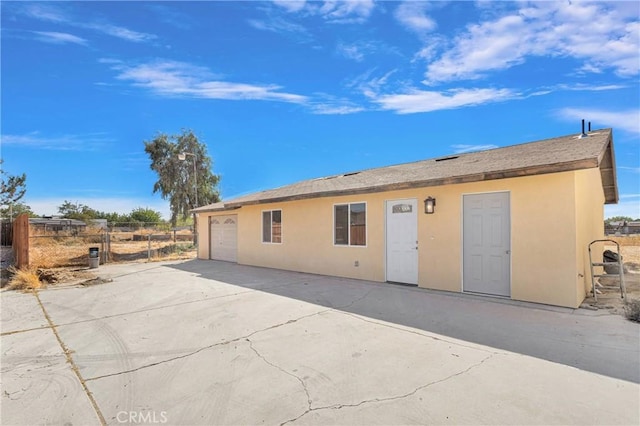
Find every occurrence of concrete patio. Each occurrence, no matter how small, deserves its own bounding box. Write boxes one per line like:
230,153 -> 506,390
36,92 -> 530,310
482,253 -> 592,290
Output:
2,259 -> 639,425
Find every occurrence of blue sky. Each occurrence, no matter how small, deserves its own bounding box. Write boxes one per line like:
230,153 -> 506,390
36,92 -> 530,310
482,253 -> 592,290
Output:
2,1 -> 639,220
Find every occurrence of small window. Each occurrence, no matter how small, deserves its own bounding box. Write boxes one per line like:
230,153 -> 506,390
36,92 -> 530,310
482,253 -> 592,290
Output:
334,203 -> 366,246
262,210 -> 282,243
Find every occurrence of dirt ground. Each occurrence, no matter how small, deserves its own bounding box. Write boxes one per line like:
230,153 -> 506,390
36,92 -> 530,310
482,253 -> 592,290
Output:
28,233 -> 195,268
582,242 -> 640,315
1,239 -> 196,288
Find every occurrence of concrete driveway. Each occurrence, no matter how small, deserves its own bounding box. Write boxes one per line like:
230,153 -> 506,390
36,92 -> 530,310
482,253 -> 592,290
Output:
2,260 -> 639,425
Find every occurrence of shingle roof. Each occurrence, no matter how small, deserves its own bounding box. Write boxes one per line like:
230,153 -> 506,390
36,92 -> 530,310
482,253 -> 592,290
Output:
194,128 -> 617,212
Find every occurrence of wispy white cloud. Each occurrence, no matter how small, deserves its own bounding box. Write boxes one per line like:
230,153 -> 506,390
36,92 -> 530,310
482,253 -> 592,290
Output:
619,167 -> 640,174
271,0 -> 375,24
374,87 -> 516,114
111,60 -> 308,104
558,108 -> 640,135
346,68 -> 401,98
23,3 -> 68,23
394,1 -> 437,34
1,132 -> 114,151
451,144 -> 499,154
424,14 -> 535,83
21,3 -> 156,43
336,40 -> 378,62
247,17 -> 310,39
311,104 -> 365,115
318,0 -> 375,24
423,2 -> 640,84
97,57 -> 123,65
337,41 -> 365,61
32,31 -> 87,46
557,83 -> 628,92
119,152 -> 152,172
526,83 -> 627,97
83,22 -> 156,43
309,94 -> 365,115
272,0 -> 307,13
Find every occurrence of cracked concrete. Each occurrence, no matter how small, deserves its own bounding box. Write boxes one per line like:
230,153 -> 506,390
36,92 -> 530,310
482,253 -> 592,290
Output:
1,327 -> 100,425
247,309 -> 498,424
2,259 -> 639,425
281,353 -> 496,426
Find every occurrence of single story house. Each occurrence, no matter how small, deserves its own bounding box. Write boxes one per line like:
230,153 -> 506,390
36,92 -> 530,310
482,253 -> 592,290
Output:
193,128 -> 618,308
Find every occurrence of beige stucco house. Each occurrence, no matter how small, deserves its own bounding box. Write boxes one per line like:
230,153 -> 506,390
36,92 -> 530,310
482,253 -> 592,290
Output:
193,129 -> 618,308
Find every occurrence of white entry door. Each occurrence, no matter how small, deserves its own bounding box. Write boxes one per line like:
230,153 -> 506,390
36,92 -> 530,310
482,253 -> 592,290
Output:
386,199 -> 418,285
463,192 -> 510,296
209,215 -> 237,262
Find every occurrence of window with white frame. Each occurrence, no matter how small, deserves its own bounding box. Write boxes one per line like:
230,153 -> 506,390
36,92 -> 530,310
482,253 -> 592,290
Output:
334,202 -> 366,246
262,210 -> 282,243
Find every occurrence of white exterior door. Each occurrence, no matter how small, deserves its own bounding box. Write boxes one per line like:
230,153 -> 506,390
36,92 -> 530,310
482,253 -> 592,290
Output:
209,215 -> 237,262
386,199 -> 419,285
463,192 -> 510,297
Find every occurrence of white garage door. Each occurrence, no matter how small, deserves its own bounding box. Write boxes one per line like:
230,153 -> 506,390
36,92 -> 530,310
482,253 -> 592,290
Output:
209,215 -> 237,262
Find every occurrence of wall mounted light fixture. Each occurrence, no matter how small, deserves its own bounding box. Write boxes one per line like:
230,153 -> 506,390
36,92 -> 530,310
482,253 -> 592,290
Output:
424,197 -> 436,214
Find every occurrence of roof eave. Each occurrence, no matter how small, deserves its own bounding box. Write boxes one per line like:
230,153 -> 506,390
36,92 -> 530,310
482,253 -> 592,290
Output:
596,132 -> 619,204
190,205 -> 241,214
222,159 -> 600,208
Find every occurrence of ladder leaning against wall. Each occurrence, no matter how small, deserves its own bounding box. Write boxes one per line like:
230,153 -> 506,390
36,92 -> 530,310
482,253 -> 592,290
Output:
588,239 -> 627,303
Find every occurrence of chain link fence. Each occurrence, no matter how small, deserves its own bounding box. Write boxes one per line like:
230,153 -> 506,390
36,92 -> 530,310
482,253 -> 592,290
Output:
29,223 -> 196,268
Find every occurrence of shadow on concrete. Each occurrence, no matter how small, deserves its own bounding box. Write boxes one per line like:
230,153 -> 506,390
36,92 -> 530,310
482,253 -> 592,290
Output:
167,259 -> 640,384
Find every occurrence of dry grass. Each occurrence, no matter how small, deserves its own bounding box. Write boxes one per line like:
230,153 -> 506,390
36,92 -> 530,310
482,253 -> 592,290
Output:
29,244 -> 94,268
28,232 -> 195,268
7,266 -> 43,291
608,235 -> 640,247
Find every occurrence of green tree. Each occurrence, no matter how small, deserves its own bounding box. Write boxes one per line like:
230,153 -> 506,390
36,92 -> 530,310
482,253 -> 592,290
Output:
144,129 -> 220,226
58,200 -> 98,222
94,210 -> 129,224
127,207 -> 165,230
130,207 -> 163,224
0,159 -> 26,207
0,202 -> 36,219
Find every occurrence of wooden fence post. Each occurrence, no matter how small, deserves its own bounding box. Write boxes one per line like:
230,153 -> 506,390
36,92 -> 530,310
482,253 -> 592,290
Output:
13,214 -> 29,269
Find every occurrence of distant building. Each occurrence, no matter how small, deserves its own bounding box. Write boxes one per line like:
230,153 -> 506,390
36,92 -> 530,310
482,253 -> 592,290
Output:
30,217 -> 87,234
606,221 -> 640,235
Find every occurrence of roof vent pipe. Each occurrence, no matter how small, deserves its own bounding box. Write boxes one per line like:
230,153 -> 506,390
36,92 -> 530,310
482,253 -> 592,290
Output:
579,119 -> 589,138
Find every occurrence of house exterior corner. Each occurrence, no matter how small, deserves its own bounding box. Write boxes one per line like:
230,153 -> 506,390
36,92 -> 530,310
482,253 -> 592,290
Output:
194,129 -> 618,309
196,168 -> 608,309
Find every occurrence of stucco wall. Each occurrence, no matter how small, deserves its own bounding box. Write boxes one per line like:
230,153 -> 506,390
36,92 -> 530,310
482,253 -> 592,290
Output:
574,168 -> 606,305
198,169 -> 603,308
196,215 -> 208,259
